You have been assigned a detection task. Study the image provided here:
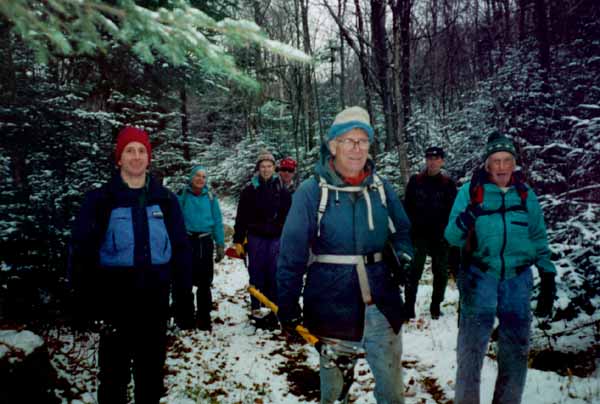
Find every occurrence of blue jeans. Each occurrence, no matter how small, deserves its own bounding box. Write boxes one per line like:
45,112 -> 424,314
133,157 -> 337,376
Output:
455,265 -> 533,404
319,305 -> 404,404
247,234 -> 280,310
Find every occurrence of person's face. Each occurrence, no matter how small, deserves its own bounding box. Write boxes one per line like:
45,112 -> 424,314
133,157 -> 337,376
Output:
425,156 -> 444,175
279,167 -> 295,184
329,128 -> 370,178
485,151 -> 515,187
191,170 -> 207,191
118,141 -> 148,178
259,160 -> 275,180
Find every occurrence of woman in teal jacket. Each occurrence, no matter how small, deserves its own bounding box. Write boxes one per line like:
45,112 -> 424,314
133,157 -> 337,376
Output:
444,132 -> 557,404
179,165 -> 225,330
277,106 -> 413,404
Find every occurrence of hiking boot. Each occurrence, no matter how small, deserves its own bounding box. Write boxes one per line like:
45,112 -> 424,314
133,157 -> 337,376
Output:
430,303 -> 441,320
404,305 -> 416,321
196,316 -> 212,331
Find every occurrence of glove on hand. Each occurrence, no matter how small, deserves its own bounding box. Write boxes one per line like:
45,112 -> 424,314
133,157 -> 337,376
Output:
396,252 -> 412,286
234,243 -> 245,257
458,204 -> 479,230
278,315 -> 302,340
215,245 -> 225,263
535,272 -> 556,318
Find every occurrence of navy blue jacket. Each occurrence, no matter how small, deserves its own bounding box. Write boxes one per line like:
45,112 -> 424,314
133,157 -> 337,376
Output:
69,172 -> 192,322
404,171 -> 457,240
277,158 -> 413,341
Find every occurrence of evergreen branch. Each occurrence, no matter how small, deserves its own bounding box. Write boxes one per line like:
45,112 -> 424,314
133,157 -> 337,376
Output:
1,0 -> 311,86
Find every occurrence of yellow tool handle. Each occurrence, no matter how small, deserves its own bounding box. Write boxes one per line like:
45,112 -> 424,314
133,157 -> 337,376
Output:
247,285 -> 319,346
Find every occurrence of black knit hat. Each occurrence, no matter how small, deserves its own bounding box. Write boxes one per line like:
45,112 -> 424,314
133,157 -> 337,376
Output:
425,146 -> 445,158
484,132 -> 516,161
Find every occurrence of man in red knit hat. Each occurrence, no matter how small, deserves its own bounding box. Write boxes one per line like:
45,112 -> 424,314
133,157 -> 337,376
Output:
69,126 -> 193,404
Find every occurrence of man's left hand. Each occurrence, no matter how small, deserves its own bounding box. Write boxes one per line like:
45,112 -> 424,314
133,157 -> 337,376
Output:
215,245 -> 225,263
535,272 -> 556,318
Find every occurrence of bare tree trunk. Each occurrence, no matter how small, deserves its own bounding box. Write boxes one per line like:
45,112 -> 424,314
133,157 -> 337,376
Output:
502,0 -> 511,46
301,0 -> 317,150
292,0 -> 306,150
518,0 -> 528,42
389,0 -> 412,186
180,87 -> 190,162
338,0 -> 347,109
534,0 -> 550,84
370,0 -> 395,150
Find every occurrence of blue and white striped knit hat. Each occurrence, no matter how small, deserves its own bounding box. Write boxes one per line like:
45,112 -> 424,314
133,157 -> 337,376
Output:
327,106 -> 374,143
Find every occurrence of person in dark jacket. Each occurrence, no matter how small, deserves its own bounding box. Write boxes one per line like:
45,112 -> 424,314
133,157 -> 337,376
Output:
232,150 -> 292,323
277,106 -> 413,404
445,132 -> 557,404
403,146 -> 457,319
69,126 -> 193,404
179,165 -> 225,331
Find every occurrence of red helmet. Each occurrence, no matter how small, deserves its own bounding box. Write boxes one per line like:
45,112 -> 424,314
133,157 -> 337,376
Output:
279,157 -> 297,170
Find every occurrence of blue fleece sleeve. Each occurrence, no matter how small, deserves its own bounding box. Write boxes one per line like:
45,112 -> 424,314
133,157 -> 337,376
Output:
444,182 -> 471,248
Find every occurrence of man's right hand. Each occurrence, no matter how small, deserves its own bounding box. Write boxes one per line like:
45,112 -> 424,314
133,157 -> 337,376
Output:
458,204 -> 480,230
278,316 -> 303,343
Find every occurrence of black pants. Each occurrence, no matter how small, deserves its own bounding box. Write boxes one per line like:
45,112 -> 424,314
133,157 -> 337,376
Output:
97,289 -> 169,404
189,234 -> 214,323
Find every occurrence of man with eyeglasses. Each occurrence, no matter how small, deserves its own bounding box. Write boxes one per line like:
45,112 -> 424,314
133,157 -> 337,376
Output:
278,157 -> 297,193
277,106 -> 413,403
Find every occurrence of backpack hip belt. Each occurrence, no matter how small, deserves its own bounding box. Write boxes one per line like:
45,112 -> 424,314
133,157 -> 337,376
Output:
309,252 -> 384,305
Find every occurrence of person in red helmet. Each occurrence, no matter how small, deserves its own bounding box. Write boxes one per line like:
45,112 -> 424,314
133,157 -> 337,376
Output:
278,157 -> 297,194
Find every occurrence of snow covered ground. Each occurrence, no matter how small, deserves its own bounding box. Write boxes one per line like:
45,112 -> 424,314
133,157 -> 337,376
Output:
43,199 -> 599,403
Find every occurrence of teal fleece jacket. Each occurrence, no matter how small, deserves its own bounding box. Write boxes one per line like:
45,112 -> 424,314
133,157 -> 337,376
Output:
444,179 -> 556,280
178,166 -> 225,246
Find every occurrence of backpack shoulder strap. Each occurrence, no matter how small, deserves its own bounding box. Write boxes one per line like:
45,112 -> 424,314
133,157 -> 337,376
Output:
372,174 -> 396,234
317,176 -> 329,238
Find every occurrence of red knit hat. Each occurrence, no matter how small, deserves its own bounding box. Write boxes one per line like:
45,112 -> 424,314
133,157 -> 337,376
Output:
114,126 -> 152,164
279,157 -> 297,170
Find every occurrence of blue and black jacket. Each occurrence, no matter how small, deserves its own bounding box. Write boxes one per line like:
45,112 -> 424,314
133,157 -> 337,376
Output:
277,157 -> 413,341
69,172 -> 192,323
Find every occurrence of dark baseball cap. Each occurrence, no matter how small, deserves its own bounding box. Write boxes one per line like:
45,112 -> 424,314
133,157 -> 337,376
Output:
425,146 -> 445,158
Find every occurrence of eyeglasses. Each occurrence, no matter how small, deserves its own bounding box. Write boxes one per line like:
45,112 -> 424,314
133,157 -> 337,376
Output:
336,138 -> 370,151
279,168 -> 295,173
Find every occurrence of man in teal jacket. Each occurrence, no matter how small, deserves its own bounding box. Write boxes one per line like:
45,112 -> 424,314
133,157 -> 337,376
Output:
179,165 -> 225,330
445,132 -> 557,404
277,106 -> 413,404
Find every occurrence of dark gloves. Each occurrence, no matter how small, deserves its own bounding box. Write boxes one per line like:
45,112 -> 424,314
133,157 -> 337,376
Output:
535,272 -> 556,318
215,245 -> 225,263
457,204 -> 480,230
278,316 -> 303,343
384,241 -> 412,286
397,253 -> 412,286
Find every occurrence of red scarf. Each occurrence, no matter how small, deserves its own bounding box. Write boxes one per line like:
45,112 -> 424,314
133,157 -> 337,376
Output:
329,159 -> 371,185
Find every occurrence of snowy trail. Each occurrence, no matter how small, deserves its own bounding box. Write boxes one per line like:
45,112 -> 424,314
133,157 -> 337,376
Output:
49,198 -> 599,403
